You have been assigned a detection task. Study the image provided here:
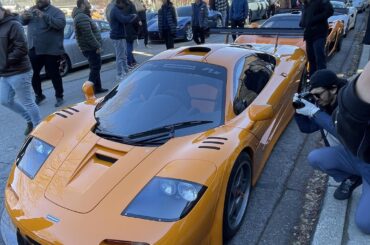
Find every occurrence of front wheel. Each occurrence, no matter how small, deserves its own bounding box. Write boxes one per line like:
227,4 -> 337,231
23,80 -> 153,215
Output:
59,54 -> 71,77
184,24 -> 193,41
223,152 -> 252,241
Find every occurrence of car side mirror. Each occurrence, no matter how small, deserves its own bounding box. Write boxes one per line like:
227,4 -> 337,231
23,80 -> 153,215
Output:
82,81 -> 96,103
248,104 -> 273,121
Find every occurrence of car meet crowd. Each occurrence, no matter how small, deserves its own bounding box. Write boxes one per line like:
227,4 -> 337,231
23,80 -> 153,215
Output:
0,0 -> 370,243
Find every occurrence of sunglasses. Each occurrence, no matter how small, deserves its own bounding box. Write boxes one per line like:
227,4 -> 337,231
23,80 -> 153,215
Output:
311,90 -> 326,99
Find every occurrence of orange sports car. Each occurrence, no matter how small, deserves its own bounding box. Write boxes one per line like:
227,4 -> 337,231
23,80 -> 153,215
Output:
234,10 -> 344,57
2,43 -> 306,244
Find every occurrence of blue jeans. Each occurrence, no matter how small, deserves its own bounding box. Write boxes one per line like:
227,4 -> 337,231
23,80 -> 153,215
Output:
306,37 -> 327,76
126,40 -> 137,66
0,70 -> 41,126
112,39 -> 128,77
308,145 -> 370,234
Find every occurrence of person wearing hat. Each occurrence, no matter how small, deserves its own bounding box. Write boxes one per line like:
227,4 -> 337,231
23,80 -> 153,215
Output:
293,69 -> 363,202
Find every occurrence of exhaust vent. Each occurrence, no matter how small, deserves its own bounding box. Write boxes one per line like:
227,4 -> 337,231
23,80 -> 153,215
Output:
198,136 -> 228,150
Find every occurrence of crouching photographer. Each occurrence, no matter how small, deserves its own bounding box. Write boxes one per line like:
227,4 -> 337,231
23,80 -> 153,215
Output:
293,69 -> 362,200
294,69 -> 370,234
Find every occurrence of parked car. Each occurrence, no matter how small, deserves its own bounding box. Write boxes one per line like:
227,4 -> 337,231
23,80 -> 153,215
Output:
58,19 -> 115,77
352,0 -> 366,11
329,1 -> 357,36
148,5 -> 222,42
2,39 -> 309,245
248,0 -> 269,23
237,10 -> 344,57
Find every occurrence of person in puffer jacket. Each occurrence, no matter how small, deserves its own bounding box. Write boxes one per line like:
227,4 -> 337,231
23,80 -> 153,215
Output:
158,0 -> 177,49
229,0 -> 248,41
0,7 -> 41,135
73,0 -> 108,94
191,0 -> 209,44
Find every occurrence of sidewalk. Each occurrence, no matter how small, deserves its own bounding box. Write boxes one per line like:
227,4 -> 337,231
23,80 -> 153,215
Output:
311,45 -> 370,245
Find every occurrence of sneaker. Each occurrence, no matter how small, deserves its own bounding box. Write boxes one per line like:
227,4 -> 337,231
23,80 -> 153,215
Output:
24,122 -> 33,135
54,98 -> 64,107
35,95 -> 46,105
95,88 -> 109,94
145,44 -> 152,48
334,176 -> 362,200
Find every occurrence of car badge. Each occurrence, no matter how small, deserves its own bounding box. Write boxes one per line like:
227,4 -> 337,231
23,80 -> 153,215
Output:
46,215 -> 60,223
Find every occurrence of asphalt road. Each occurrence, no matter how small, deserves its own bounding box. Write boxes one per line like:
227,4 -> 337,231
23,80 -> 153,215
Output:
0,12 -> 366,244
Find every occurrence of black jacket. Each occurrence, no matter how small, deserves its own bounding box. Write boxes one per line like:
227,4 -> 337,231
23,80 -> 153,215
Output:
158,3 -> 177,35
0,15 -> 31,77
72,8 -> 102,52
334,75 -> 370,163
299,0 -> 333,41
122,1 -> 140,42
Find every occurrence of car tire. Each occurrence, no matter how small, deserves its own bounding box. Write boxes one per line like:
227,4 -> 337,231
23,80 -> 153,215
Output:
184,24 -> 193,42
59,54 -> 71,77
223,152 -> 252,241
336,34 -> 343,52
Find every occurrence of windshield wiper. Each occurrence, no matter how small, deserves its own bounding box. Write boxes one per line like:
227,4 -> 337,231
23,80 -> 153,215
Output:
95,128 -> 143,146
128,120 -> 214,142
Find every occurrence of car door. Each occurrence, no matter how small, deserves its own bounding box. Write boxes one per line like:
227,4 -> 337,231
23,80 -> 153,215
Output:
97,21 -> 115,59
67,27 -> 87,68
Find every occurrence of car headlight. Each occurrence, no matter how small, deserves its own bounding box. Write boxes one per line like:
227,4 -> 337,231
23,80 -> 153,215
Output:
122,177 -> 206,221
16,137 -> 54,179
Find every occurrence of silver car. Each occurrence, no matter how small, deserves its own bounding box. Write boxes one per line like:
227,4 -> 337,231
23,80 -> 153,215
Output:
59,19 -> 115,76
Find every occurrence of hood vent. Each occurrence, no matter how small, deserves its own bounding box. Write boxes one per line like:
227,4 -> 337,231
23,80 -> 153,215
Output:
54,107 -> 80,118
198,136 -> 228,150
95,153 -> 117,165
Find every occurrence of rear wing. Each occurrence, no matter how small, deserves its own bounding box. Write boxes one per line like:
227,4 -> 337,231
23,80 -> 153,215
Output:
209,27 -> 304,51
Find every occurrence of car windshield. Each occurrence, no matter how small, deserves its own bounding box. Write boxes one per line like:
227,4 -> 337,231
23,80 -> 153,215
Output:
177,6 -> 192,17
94,60 -> 227,141
64,22 -> 73,39
331,1 -> 346,7
261,16 -> 301,28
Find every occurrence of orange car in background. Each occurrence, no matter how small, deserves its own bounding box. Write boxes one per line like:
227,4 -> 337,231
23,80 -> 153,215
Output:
234,10 -> 344,57
2,42 -> 306,244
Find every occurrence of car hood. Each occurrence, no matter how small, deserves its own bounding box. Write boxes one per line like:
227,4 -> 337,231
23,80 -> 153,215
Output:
148,16 -> 190,31
8,101 -> 227,214
328,15 -> 348,23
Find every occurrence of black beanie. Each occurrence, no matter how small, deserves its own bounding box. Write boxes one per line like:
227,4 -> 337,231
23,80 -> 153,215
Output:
310,69 -> 347,89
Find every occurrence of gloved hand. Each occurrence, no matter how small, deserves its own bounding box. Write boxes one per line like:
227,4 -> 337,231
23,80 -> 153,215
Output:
293,93 -> 320,117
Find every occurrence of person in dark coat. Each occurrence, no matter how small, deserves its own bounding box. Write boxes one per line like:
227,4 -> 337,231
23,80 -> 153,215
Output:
73,0 -> 108,94
132,0 -> 149,47
109,0 -> 137,80
121,0 -> 139,68
20,0 -> 66,107
0,7 -> 41,135
229,0 -> 248,41
158,0 -> 177,49
300,0 -> 333,76
191,0 -> 208,45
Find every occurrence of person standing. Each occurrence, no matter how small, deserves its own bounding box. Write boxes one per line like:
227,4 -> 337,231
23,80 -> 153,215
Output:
158,0 -> 177,49
300,0 -> 333,77
0,7 -> 41,135
229,0 -> 248,41
109,0 -> 137,80
20,0 -> 66,107
192,0 -> 209,45
132,0 -> 149,47
122,0 -> 139,68
215,0 -> 228,27
72,0 -> 108,94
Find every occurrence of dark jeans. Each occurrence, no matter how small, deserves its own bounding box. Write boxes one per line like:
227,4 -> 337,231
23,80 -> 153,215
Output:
140,19 -> 149,46
162,29 -> 174,49
231,20 -> 245,41
29,48 -> 63,98
192,26 -> 206,44
82,50 -> 102,90
126,40 -> 137,66
306,37 -> 327,77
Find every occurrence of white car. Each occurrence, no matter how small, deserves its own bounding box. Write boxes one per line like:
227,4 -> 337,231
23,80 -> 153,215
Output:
329,1 -> 357,36
352,0 -> 366,12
